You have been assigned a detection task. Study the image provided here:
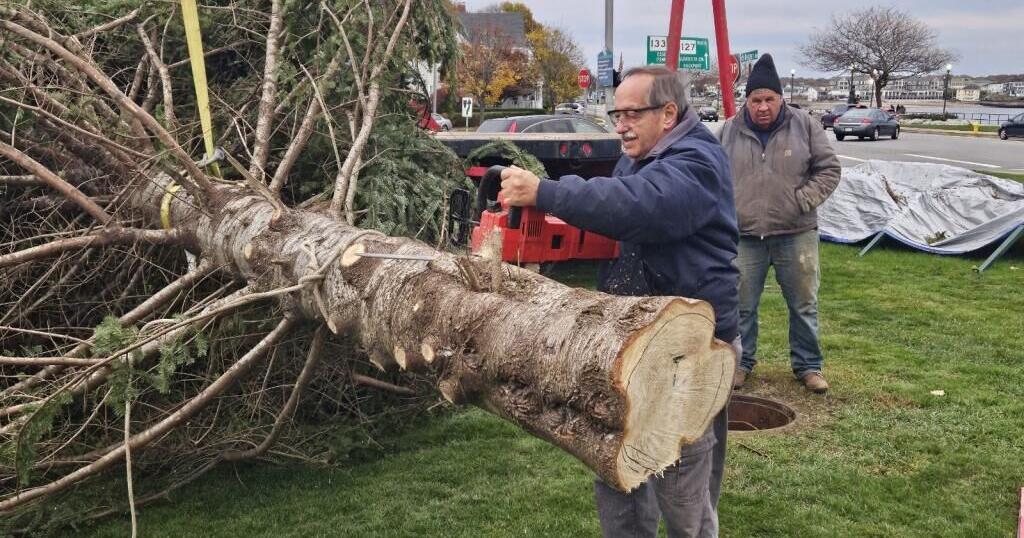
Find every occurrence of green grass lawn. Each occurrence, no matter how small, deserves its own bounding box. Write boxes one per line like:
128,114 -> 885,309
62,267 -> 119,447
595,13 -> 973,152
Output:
83,243 -> 1024,537
983,170 -> 1024,183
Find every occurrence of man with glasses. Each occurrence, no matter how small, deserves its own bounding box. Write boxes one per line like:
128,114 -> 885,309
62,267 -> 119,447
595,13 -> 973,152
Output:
719,53 -> 841,394
501,66 -> 739,538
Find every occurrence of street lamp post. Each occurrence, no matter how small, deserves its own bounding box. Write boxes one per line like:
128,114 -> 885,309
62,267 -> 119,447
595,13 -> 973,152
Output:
790,69 -> 795,102
848,64 -> 856,104
942,63 -> 952,118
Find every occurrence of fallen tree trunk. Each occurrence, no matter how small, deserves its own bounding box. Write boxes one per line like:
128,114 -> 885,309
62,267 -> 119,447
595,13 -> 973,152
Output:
133,175 -> 736,492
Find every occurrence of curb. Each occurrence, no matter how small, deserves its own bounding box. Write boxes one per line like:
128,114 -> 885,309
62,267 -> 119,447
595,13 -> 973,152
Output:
901,127 -> 999,138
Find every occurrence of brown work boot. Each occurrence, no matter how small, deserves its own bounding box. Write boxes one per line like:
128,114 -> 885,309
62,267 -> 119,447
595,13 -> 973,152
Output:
732,369 -> 748,390
801,372 -> 829,394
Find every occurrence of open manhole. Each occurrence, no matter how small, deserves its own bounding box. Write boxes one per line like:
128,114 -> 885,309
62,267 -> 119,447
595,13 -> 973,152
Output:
728,394 -> 796,432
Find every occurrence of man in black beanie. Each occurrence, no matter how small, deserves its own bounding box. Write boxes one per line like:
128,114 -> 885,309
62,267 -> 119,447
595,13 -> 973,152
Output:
719,53 -> 841,393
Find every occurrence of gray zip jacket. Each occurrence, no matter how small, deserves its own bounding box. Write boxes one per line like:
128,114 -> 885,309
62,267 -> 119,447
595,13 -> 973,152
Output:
719,105 -> 841,237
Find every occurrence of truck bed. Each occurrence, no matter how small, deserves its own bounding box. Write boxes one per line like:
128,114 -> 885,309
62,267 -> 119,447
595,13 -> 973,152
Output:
435,131 -> 623,179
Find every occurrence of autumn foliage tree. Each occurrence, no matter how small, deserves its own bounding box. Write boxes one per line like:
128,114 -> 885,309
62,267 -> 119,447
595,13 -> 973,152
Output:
497,2 -> 585,110
456,25 -> 534,111
530,27 -> 586,110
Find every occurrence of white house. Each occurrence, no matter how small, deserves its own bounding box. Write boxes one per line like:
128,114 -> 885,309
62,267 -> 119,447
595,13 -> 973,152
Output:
956,85 -> 981,102
984,82 -> 1006,95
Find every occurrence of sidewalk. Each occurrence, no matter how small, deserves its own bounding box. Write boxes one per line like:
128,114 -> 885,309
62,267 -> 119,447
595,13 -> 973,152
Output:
900,126 -> 999,138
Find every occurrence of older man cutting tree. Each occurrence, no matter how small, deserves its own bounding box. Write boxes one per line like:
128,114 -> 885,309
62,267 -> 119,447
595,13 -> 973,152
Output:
719,54 -> 841,393
501,65 -> 739,538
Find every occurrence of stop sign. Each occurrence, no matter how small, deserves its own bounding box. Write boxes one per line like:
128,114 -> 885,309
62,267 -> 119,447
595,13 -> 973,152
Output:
729,54 -> 741,83
578,69 -> 592,89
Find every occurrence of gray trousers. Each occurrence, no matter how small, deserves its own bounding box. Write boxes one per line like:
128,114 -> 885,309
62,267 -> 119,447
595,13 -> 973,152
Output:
594,337 -> 739,538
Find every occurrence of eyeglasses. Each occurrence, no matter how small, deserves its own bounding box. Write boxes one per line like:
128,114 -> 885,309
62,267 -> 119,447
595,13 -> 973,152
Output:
606,104 -> 666,124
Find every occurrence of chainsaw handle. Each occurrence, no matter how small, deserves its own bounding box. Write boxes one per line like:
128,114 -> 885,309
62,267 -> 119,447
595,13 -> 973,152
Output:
477,165 -> 522,229
508,206 -> 523,229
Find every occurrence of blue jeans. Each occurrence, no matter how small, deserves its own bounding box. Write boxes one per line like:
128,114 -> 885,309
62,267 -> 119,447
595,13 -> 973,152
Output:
594,413 -> 721,538
736,230 -> 823,378
593,338 -> 740,538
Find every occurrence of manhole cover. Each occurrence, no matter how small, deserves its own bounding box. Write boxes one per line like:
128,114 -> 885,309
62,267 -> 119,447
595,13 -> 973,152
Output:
728,394 -> 796,432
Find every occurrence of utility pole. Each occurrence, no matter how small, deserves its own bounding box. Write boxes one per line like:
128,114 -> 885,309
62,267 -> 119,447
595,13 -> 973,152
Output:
604,0 -> 614,110
431,63 -> 438,114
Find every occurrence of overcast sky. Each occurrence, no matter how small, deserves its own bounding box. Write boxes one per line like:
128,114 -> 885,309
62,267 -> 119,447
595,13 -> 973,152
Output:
458,0 -> 1023,79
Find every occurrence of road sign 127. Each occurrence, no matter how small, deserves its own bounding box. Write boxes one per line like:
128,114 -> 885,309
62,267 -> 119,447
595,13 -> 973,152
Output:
461,97 -> 473,118
646,35 -> 709,71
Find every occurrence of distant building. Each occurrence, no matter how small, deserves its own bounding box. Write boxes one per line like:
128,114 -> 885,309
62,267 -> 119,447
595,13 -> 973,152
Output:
948,75 -> 973,91
822,73 -> 1024,101
956,84 -> 981,102
984,82 -> 1007,95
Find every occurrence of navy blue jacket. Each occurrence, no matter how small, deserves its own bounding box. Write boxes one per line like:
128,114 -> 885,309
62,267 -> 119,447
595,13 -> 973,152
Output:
535,107 -> 740,341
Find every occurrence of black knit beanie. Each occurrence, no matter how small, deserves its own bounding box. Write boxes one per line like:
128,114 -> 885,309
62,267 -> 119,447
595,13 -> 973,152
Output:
745,53 -> 783,97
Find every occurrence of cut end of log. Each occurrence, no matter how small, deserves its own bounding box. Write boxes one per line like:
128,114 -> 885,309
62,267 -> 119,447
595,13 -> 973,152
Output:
420,342 -> 435,364
340,242 -> 365,267
613,299 -> 735,492
369,349 -> 396,372
439,378 -> 463,404
393,345 -> 407,370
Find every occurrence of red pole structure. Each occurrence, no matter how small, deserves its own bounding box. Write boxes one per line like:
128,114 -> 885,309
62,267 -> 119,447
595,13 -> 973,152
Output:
665,0 -> 685,71
711,0 -> 735,118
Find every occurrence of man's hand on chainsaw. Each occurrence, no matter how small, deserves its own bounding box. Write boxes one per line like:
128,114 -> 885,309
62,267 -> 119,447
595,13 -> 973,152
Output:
500,166 -> 540,207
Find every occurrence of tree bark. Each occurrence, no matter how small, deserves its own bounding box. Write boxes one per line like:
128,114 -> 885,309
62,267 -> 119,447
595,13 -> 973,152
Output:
136,175 -> 735,492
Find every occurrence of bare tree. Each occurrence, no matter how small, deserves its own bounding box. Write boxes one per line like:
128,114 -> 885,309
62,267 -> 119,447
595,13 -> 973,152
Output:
0,2 -> 732,531
800,6 -> 957,107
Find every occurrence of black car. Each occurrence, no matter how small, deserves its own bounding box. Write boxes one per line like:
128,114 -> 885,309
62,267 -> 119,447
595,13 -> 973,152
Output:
998,113 -> 1024,140
477,115 -> 611,133
821,103 -> 857,129
698,106 -> 719,122
833,108 -> 900,141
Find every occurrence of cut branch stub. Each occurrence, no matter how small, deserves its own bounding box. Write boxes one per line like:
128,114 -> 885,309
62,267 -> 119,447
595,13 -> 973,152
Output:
130,175 -> 735,492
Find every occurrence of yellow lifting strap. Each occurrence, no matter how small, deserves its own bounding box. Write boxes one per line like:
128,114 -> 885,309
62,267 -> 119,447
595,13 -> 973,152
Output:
180,0 -> 220,177
160,181 -> 181,230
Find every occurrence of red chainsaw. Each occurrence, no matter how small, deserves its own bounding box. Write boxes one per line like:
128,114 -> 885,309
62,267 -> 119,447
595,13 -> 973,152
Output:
463,165 -> 619,265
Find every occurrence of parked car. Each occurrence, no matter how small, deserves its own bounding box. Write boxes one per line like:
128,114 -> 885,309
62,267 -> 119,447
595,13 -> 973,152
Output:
998,113 -> 1024,140
833,108 -> 900,141
554,102 -> 585,115
477,115 -> 611,133
821,103 -> 860,129
697,106 -> 719,122
431,113 -> 452,131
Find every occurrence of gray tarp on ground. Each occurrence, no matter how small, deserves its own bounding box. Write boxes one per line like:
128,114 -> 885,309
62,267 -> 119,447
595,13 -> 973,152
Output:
817,161 -> 1024,254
